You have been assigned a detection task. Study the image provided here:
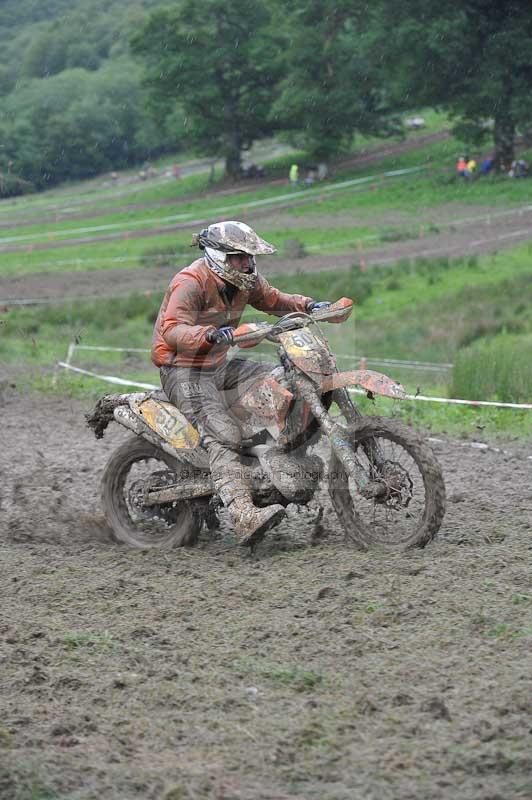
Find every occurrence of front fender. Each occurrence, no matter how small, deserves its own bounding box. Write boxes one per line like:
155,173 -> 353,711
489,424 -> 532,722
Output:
321,369 -> 406,400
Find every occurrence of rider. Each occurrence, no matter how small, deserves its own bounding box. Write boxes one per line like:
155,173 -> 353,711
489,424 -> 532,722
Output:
151,220 -> 330,546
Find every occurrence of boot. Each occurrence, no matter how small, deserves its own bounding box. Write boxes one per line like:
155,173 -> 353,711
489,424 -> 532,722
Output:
227,493 -> 286,547
213,471 -> 286,547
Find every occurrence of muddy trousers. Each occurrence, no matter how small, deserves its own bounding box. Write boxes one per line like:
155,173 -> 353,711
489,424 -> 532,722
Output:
160,358 -> 275,504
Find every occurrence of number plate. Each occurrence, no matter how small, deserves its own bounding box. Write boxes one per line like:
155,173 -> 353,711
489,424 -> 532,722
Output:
279,329 -> 321,356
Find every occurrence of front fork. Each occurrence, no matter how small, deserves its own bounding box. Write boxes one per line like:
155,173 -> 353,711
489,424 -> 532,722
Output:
294,376 -> 376,494
334,387 -> 385,472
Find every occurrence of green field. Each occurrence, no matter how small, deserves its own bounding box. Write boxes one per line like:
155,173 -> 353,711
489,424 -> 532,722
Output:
2,119 -> 532,278
3,244 -> 531,437
2,119 -> 531,436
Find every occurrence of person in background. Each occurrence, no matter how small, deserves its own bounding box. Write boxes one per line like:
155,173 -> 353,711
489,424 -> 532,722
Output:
480,156 -> 494,175
465,156 -> 477,179
304,167 -> 316,187
317,162 -> 328,181
289,163 -> 299,188
456,156 -> 467,177
515,159 -> 528,178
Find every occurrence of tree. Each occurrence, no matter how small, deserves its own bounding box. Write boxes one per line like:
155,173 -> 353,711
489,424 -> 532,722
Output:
21,29 -> 68,78
131,0 -> 283,178
0,62 -> 179,192
271,1 -> 401,161
378,0 -> 532,169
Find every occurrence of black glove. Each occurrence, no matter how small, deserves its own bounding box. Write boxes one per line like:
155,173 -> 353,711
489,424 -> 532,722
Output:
205,326 -> 234,345
306,300 -> 331,313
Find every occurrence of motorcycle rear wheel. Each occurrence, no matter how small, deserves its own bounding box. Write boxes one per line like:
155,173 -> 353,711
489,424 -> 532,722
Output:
101,436 -> 204,549
328,417 -> 445,549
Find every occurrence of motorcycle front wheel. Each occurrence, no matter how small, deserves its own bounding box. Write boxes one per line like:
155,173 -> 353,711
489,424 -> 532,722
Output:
328,417 -> 446,549
101,436 -> 205,549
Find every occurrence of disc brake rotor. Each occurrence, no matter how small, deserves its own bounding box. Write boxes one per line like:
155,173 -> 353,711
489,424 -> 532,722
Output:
377,460 -> 414,508
127,470 -> 179,524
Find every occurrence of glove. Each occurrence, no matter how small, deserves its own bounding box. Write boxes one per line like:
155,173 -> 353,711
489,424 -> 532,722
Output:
205,326 -> 234,345
306,300 -> 331,313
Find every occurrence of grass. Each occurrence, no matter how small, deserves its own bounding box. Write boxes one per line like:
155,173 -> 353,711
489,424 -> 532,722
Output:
511,594 -> 532,605
451,334 -> 532,403
0,111 -> 448,218
2,242 -> 531,436
4,249 -> 531,370
486,623 -> 529,641
0,232 -> 189,277
62,630 -> 115,651
0,164 -> 226,218
353,392 -> 532,439
3,121 -> 532,279
232,657 -> 323,691
2,116 -> 531,436
287,163 -> 532,218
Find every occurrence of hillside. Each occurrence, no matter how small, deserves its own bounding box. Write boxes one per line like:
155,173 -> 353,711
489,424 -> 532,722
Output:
0,1 -> 177,192
0,1 -> 165,70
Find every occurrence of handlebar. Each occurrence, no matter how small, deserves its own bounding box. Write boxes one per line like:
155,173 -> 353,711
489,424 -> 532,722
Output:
232,297 -> 353,348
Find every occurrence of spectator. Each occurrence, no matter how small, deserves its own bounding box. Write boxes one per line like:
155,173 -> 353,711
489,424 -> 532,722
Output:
516,158 -> 528,178
456,156 -> 467,177
289,163 -> 299,188
480,157 -> 494,175
304,167 -> 316,187
317,162 -> 328,181
465,156 -> 477,179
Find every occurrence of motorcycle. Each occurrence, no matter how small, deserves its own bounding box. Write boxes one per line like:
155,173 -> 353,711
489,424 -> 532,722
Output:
86,298 -> 445,550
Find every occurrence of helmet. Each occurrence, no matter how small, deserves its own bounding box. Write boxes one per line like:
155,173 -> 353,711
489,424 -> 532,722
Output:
193,221 -> 276,291
194,220 -> 276,255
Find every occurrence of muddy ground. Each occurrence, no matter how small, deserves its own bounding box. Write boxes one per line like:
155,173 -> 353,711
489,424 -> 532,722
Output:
1,388 -> 531,799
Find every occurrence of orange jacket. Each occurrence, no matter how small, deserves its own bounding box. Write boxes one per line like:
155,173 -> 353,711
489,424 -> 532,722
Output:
152,258 -> 313,369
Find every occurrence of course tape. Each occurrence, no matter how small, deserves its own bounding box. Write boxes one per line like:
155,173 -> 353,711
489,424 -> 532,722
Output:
347,387 -> 532,410
56,359 -> 532,409
57,361 -> 158,390
66,343 -> 452,370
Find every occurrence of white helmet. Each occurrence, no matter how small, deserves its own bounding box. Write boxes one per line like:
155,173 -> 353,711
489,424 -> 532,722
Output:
193,221 -> 276,290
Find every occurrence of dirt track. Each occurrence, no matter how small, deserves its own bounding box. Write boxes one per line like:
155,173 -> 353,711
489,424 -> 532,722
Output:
3,201 -> 532,305
1,388 -> 531,799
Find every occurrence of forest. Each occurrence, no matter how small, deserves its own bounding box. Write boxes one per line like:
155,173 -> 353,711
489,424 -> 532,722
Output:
1,0 -> 532,194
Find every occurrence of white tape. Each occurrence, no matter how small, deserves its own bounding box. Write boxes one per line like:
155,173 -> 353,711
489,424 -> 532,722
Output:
348,387 -> 532,410
72,345 -> 151,353
348,355 -> 453,370
65,343 -> 452,370
57,361 -> 158,390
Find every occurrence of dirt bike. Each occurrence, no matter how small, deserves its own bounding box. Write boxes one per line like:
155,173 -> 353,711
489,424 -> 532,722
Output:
87,298 -> 445,550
